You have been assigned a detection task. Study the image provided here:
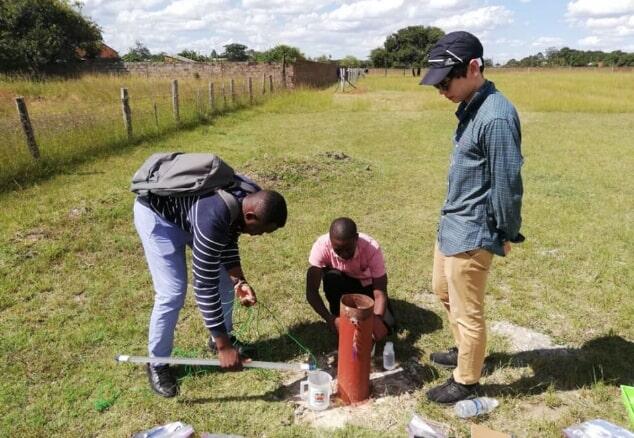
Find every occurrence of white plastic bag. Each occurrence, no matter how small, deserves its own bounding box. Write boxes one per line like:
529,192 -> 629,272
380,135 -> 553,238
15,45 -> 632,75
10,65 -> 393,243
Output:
562,419 -> 634,438
133,421 -> 194,438
406,413 -> 449,438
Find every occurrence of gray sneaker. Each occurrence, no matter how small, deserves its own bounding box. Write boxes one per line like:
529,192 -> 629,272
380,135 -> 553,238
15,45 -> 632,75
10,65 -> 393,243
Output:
146,364 -> 178,398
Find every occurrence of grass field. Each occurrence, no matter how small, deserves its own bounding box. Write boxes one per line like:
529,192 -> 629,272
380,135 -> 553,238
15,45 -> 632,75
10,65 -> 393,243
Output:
0,70 -> 633,437
0,74 -> 279,192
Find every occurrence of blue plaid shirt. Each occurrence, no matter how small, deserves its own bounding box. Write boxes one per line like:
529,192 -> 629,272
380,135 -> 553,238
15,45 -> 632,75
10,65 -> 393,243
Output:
438,80 -> 524,257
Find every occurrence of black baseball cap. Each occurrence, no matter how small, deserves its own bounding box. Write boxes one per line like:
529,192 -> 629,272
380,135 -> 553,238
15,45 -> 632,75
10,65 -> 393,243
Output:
420,31 -> 484,86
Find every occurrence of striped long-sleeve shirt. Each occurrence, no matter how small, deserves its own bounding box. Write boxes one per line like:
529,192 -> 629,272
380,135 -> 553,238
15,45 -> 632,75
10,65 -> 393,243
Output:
438,80 -> 524,257
140,175 -> 260,335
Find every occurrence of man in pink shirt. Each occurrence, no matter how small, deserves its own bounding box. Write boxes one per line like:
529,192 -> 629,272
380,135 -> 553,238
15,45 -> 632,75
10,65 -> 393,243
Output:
306,217 -> 395,341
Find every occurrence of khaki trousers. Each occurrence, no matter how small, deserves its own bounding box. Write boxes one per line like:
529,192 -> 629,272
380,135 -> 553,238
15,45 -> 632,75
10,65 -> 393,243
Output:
432,243 -> 493,385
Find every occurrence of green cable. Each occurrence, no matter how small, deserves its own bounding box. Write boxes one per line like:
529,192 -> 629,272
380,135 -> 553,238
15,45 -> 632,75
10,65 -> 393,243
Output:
258,300 -> 319,368
225,295 -> 319,368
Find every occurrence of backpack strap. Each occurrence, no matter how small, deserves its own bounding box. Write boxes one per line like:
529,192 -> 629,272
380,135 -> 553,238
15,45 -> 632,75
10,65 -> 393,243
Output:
217,189 -> 241,225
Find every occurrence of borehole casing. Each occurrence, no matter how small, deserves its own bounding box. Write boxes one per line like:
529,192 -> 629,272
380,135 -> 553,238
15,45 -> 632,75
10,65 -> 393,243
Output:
337,293 -> 374,404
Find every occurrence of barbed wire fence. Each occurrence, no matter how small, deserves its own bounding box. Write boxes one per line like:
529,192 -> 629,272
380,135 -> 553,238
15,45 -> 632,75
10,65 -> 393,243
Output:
0,73 -> 284,189
337,67 -> 366,92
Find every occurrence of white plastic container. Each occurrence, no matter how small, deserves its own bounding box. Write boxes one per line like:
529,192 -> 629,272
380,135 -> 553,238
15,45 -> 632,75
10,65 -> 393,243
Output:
300,370 -> 333,411
454,397 -> 499,418
383,341 -> 396,370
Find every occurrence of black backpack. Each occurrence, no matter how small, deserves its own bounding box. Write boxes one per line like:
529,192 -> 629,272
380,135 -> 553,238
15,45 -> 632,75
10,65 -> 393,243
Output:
130,152 -> 256,223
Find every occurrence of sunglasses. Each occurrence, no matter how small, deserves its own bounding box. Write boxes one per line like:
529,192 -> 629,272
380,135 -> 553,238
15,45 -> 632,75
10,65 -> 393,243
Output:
434,75 -> 453,91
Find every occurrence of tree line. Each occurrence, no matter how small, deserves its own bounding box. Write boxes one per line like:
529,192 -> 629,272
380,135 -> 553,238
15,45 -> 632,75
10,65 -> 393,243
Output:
505,47 -> 634,67
121,42 -> 309,64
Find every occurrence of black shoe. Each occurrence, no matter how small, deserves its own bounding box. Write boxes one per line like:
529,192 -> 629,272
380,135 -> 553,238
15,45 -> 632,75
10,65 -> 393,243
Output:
426,377 -> 479,405
430,347 -> 458,368
146,364 -> 178,398
208,335 -> 255,358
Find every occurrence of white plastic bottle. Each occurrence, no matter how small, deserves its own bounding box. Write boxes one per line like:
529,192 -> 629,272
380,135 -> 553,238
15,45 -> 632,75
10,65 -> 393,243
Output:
383,341 -> 396,370
454,397 -> 499,418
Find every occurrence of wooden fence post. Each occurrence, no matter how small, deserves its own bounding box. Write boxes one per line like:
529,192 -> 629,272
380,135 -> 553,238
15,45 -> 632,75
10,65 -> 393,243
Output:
15,97 -> 40,159
248,77 -> 253,105
262,74 -> 266,95
269,75 -> 274,93
282,53 -> 287,88
208,82 -> 215,112
153,102 -> 159,132
120,88 -> 132,140
222,82 -> 227,108
230,78 -> 236,104
171,79 -> 180,123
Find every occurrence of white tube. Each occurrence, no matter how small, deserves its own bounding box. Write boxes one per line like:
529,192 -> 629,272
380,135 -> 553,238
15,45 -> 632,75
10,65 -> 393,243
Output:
115,355 -> 311,371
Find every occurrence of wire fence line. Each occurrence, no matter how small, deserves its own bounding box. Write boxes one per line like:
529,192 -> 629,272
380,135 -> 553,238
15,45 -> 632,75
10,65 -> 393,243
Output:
0,74 -> 285,191
337,67 -> 366,92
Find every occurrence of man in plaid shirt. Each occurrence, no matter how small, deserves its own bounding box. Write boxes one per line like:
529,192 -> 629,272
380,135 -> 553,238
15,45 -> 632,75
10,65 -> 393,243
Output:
420,31 -> 525,404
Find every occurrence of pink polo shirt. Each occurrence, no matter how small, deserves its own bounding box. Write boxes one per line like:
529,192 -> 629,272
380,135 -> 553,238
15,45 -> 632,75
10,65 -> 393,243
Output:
308,232 -> 386,287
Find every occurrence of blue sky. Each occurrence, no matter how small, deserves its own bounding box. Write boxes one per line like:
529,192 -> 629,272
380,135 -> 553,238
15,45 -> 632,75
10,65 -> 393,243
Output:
81,0 -> 634,63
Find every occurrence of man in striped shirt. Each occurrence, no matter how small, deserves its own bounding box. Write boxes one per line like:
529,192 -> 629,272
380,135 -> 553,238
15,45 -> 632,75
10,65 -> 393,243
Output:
134,174 -> 287,397
420,31 -> 524,404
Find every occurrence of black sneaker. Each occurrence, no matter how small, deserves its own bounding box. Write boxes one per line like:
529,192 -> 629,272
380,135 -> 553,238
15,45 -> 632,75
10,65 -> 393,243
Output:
146,364 -> 178,398
426,377 -> 479,405
208,335 -> 255,358
430,347 -> 458,368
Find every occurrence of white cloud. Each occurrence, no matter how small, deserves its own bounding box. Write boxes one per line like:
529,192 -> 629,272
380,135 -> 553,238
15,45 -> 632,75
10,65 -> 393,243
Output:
566,1 -> 634,51
431,6 -> 514,32
566,0 -> 634,18
578,35 -> 602,46
81,0 -> 522,60
328,0 -> 404,21
531,36 -> 565,47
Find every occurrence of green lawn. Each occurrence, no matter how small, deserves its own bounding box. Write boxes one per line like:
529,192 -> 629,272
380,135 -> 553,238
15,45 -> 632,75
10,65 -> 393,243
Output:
0,71 -> 632,437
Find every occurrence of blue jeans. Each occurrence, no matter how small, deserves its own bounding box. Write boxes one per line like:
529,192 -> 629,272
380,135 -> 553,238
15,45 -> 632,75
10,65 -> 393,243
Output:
134,200 -> 234,358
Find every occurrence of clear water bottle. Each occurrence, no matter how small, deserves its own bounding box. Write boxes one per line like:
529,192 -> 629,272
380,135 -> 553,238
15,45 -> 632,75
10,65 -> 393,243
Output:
454,397 -> 499,418
383,341 -> 396,370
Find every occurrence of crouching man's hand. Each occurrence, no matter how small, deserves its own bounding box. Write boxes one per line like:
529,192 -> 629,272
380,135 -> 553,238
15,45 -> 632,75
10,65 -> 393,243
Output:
372,315 -> 389,342
327,315 -> 340,334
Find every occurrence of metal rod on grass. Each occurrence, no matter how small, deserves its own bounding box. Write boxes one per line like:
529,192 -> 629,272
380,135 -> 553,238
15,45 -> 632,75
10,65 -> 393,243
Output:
116,355 -> 312,372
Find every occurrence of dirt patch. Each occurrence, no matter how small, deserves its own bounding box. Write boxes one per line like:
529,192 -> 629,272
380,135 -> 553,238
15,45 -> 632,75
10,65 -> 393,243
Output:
241,152 -> 371,189
490,321 -> 566,352
278,351 -> 435,432
14,227 -> 49,244
68,205 -> 91,220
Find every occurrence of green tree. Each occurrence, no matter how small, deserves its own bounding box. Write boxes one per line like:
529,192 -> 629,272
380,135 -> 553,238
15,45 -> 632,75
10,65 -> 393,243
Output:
0,0 -> 102,73
177,50 -> 207,62
210,49 -> 218,60
121,41 -> 152,62
260,44 -> 305,63
222,43 -> 248,61
370,47 -> 390,68
313,54 -> 331,62
339,55 -> 360,67
380,25 -> 444,67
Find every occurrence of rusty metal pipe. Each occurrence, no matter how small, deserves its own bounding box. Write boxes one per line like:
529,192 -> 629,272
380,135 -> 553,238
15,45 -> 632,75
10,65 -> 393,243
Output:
337,294 -> 374,404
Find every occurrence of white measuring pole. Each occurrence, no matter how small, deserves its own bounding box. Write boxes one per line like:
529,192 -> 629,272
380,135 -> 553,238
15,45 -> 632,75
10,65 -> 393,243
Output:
116,355 -> 311,372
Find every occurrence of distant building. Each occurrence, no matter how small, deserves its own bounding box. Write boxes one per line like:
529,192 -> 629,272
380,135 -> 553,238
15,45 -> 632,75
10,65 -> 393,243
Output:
97,44 -> 119,59
76,43 -> 120,60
